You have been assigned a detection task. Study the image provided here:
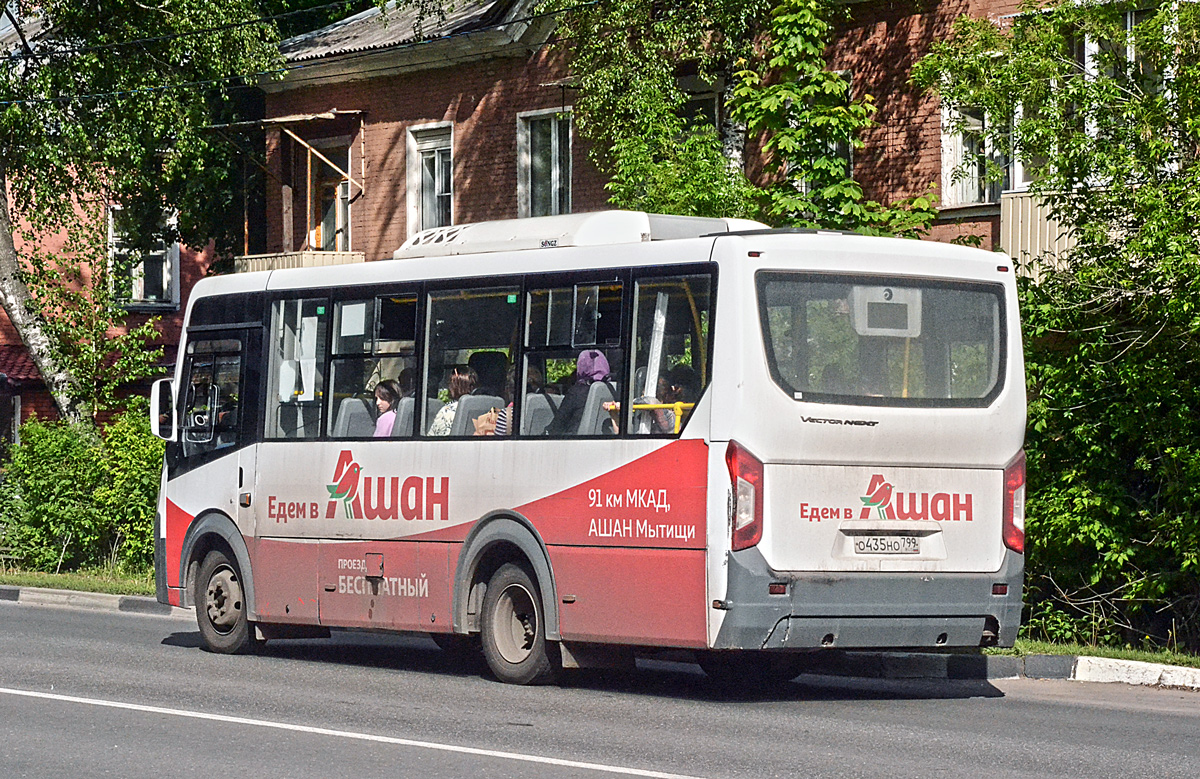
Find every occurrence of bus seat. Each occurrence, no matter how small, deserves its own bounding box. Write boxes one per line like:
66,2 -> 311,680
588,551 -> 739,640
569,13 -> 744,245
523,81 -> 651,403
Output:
521,392 -> 559,436
332,396 -> 375,438
577,381 -> 618,436
468,351 -> 508,396
449,394 -> 504,436
392,397 -> 415,437
423,397 -> 445,434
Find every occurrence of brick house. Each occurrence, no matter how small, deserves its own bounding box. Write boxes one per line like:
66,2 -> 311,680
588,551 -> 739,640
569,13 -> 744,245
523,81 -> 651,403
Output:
829,0 -> 1070,260
239,0 -> 606,272
237,0 -> 1061,278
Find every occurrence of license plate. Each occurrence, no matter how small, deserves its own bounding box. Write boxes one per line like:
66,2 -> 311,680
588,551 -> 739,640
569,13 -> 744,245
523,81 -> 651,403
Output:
853,536 -> 920,555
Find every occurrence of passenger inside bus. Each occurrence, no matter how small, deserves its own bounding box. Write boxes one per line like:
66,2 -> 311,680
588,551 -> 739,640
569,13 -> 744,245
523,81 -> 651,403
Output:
372,379 -> 402,438
624,364 -> 699,434
545,350 -> 615,436
428,367 -> 477,436
468,350 -> 508,397
397,368 -> 414,398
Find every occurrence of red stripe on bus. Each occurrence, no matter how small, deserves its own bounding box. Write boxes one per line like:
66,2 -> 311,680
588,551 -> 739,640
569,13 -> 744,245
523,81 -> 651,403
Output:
164,499 -> 195,589
514,440 -> 709,549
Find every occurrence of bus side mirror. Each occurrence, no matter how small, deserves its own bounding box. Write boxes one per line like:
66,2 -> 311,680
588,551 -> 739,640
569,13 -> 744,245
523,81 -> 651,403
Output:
150,377 -> 177,442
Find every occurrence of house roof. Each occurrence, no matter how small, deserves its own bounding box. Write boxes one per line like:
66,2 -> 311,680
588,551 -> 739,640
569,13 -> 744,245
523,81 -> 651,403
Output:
279,0 -> 517,63
0,345 -> 41,385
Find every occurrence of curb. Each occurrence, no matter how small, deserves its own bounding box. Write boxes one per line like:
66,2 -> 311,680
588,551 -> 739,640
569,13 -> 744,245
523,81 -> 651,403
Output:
814,650 -> 1200,691
0,585 -> 192,619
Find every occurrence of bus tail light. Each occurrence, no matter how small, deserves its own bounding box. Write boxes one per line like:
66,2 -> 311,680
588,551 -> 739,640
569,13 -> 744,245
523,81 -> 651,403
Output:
1002,451 -> 1026,554
726,441 -> 764,551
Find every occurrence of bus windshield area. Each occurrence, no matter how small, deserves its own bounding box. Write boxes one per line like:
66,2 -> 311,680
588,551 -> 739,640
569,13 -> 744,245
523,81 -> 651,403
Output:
757,272 -> 1004,406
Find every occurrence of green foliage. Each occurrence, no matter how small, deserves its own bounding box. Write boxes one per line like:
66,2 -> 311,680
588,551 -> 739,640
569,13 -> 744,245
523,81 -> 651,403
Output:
916,2 -> 1200,649
22,205 -> 164,419
0,418 -> 107,572
0,410 -> 164,574
93,401 -> 165,570
551,0 -> 936,235
604,127 -> 760,219
730,0 -> 936,235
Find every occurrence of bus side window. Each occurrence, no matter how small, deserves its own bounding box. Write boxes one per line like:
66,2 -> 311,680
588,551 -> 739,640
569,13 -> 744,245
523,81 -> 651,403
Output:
525,281 -> 623,436
424,285 -> 520,437
327,295 -> 417,439
265,298 -> 329,439
629,274 -> 711,436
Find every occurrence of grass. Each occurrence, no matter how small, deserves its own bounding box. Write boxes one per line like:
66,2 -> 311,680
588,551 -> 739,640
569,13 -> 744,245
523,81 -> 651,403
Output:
987,639 -> 1200,670
0,568 -> 155,596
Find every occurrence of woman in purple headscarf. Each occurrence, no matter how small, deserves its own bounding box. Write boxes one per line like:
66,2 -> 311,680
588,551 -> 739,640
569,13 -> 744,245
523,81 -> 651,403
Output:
545,349 -> 610,435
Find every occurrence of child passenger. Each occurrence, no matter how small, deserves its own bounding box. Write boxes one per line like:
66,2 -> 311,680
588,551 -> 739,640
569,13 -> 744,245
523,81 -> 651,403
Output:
372,379 -> 402,437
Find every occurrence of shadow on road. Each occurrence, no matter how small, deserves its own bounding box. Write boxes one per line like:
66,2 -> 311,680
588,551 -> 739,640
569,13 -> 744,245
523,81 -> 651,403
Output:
161,627 -> 1003,703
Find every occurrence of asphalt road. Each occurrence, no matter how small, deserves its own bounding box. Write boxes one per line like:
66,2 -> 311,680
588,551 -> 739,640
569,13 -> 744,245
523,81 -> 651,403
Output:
1,602 -> 1198,778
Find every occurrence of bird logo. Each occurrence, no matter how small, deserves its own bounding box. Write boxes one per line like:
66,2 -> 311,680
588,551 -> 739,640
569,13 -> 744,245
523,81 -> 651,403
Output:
326,451 -> 363,519
860,475 -> 896,520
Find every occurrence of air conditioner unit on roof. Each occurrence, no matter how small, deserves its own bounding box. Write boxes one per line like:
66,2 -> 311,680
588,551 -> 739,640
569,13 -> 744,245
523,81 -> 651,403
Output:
393,210 -> 767,259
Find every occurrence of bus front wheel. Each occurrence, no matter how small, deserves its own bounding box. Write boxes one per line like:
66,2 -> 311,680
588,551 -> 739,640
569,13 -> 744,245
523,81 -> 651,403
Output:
480,563 -> 558,685
195,549 -> 259,655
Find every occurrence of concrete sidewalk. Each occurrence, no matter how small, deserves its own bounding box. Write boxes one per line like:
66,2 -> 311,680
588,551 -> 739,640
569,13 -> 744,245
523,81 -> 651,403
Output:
3,584 -> 1197,691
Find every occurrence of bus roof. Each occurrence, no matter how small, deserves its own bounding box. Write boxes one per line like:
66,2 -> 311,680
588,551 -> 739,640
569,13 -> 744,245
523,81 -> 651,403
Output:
393,211 -> 767,259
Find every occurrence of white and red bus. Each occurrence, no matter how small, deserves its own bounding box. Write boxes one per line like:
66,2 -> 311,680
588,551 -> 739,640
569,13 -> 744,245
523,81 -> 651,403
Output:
150,210 -> 1026,685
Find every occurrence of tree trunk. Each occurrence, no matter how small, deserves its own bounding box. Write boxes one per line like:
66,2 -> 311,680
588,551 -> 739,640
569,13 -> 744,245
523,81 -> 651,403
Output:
0,163 -> 85,425
720,77 -> 747,175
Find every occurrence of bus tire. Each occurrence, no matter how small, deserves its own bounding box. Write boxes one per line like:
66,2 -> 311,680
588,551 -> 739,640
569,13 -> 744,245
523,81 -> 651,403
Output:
480,563 -> 558,685
195,549 -> 259,655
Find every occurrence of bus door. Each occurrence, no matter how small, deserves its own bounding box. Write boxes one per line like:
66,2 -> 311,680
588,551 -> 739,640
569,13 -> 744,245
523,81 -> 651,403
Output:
172,329 -> 260,560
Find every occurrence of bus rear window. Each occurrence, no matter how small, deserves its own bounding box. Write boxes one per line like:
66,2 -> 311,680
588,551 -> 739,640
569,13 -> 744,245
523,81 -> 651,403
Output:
756,273 -> 1004,406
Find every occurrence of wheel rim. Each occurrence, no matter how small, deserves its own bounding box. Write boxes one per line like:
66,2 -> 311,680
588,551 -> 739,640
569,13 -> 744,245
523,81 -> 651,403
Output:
205,564 -> 243,635
493,582 -> 538,664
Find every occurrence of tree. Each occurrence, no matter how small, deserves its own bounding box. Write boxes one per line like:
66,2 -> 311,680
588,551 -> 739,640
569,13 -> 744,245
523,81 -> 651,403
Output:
549,0 -> 936,233
0,1 -> 284,423
914,2 -> 1200,649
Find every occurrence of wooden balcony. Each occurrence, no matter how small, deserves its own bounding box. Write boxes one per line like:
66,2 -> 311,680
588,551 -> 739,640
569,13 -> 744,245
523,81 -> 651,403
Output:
234,250 -> 365,273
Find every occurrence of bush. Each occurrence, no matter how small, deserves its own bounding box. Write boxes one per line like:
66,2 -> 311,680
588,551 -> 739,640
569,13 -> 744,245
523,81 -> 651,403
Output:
93,403 -> 164,570
0,407 -> 163,574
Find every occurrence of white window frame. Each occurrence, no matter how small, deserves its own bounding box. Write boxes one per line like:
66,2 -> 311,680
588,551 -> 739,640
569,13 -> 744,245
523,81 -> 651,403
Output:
1002,7 -> 1157,193
108,205 -> 180,310
941,105 -> 1006,205
305,136 -> 352,253
406,123 -> 453,236
517,108 -> 572,219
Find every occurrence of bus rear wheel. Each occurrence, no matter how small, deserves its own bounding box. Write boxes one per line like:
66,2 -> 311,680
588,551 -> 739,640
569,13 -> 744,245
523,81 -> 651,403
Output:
195,549 -> 259,655
480,563 -> 558,685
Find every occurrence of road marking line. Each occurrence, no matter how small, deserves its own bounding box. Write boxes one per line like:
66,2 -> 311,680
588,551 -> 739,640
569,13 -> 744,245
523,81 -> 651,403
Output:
0,686 -> 703,779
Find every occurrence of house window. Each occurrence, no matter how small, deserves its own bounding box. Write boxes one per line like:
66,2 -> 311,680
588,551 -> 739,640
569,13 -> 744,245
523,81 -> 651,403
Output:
407,125 -> 453,233
109,206 -> 179,309
310,144 -> 351,251
941,106 -> 1006,206
518,110 -> 571,218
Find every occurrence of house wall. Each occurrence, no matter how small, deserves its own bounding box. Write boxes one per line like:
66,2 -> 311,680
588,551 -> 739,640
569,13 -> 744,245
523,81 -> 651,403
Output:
830,0 -> 1020,250
264,48 -> 606,262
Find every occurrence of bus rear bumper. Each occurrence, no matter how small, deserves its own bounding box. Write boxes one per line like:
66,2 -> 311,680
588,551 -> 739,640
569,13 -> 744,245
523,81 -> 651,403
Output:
712,547 -> 1023,651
